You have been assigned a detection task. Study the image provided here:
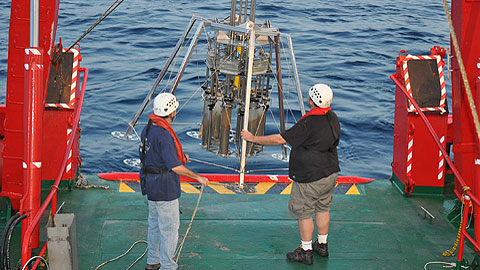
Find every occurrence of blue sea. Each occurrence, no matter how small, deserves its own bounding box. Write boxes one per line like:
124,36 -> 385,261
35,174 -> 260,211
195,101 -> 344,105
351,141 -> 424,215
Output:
0,0 -> 450,180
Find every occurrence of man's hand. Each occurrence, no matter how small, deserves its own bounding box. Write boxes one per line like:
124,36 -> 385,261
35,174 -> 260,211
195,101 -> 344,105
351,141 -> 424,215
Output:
241,129 -> 255,142
197,176 -> 209,186
184,153 -> 190,163
241,130 -> 286,146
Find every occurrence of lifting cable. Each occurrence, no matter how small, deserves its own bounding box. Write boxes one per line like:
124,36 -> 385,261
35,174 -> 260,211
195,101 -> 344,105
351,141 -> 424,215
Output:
54,0 -> 126,64
189,157 -> 239,173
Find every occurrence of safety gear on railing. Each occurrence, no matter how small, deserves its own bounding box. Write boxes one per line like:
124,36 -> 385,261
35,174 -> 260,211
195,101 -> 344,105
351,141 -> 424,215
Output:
309,84 -> 333,108
153,93 -> 179,117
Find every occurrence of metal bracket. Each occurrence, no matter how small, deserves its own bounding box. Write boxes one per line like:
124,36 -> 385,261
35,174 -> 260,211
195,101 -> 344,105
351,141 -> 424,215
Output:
421,206 -> 436,223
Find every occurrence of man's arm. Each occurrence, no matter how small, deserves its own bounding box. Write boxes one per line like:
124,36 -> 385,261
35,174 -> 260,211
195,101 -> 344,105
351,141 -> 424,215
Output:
172,165 -> 209,186
241,129 -> 287,145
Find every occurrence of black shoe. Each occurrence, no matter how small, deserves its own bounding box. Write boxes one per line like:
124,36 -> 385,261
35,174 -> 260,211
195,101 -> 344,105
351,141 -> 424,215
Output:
145,263 -> 161,270
313,240 -> 329,257
286,247 -> 314,265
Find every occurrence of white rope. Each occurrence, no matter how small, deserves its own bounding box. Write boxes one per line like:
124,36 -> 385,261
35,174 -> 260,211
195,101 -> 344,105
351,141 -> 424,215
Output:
442,0 -> 480,143
174,186 -> 204,264
22,256 -> 49,270
424,261 -> 468,269
94,240 -> 148,270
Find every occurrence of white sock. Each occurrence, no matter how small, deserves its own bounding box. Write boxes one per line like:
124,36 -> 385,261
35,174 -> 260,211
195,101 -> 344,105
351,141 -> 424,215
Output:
301,240 -> 312,250
317,234 -> 328,244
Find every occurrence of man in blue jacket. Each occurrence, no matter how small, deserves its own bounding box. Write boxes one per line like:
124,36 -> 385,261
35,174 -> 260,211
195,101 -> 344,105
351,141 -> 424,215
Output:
140,93 -> 209,270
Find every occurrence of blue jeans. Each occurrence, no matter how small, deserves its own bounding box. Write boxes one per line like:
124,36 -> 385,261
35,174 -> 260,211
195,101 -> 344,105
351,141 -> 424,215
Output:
147,199 -> 179,270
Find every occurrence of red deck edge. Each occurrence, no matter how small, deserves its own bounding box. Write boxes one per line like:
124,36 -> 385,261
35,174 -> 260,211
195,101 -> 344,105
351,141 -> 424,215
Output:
97,172 -> 374,184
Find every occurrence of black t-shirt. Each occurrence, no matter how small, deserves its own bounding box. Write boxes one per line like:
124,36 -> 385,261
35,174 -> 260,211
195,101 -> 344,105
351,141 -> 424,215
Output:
280,111 -> 340,183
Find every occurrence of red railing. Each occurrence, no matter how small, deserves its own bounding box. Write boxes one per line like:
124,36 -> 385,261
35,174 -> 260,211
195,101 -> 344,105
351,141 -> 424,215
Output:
390,74 -> 480,264
21,67 -> 88,269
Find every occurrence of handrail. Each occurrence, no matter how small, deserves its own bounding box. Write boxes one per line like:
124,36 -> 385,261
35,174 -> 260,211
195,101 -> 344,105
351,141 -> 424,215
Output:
390,74 -> 480,206
21,67 -> 88,268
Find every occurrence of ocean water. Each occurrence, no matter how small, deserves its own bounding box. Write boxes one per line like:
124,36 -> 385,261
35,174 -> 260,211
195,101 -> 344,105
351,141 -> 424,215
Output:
0,0 -> 450,180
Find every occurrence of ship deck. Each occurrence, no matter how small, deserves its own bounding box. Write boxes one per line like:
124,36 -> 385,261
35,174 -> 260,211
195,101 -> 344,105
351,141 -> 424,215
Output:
7,175 -> 476,269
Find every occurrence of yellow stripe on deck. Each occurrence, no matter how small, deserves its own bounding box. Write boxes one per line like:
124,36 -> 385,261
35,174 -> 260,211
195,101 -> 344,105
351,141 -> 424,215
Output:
280,183 -> 293,195
209,182 -> 236,194
252,182 -> 276,194
118,181 -> 362,195
346,184 -> 360,195
119,181 -> 135,193
181,183 -> 200,193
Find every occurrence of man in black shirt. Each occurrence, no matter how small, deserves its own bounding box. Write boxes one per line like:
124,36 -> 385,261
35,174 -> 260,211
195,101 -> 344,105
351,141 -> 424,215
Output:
241,84 -> 340,265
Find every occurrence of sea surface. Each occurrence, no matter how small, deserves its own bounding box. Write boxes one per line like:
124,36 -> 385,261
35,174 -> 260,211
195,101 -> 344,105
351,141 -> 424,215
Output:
0,0 -> 450,180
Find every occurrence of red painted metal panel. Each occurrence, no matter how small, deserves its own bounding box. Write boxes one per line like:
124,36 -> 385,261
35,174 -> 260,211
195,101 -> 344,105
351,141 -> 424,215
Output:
451,0 -> 480,202
409,114 -> 448,187
392,54 -> 408,185
41,108 -> 79,180
0,104 -> 5,185
2,0 -> 59,210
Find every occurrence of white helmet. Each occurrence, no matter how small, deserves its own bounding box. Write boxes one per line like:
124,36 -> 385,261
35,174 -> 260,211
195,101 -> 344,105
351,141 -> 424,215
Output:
308,84 -> 333,108
153,93 -> 179,117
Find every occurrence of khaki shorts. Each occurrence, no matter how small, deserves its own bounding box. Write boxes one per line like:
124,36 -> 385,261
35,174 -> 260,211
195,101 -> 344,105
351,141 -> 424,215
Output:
288,173 -> 338,220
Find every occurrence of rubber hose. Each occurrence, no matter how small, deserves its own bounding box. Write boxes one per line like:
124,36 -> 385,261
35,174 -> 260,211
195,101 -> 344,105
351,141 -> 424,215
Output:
1,213 -> 20,270
5,214 -> 26,270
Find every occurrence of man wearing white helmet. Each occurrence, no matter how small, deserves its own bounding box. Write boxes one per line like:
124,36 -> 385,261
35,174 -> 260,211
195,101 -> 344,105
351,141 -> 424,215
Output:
139,92 -> 209,270
242,84 -> 340,265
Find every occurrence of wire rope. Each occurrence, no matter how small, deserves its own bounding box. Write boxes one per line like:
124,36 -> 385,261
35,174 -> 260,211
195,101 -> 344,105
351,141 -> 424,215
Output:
55,0 -> 126,63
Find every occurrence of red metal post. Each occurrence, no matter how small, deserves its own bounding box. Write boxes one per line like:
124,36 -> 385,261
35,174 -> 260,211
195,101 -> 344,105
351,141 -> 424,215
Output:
450,0 -> 480,236
21,48 -> 44,250
21,67 -> 89,267
476,59 -> 480,249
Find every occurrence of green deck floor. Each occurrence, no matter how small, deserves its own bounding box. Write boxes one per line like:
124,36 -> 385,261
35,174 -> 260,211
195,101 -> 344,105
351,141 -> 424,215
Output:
5,175 -> 477,269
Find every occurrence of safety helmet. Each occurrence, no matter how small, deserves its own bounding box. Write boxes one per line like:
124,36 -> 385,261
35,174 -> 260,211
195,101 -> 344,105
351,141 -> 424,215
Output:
153,93 -> 179,117
308,84 -> 333,108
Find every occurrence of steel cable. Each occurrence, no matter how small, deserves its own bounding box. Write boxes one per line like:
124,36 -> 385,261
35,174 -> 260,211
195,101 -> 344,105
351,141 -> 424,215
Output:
55,0 -> 126,64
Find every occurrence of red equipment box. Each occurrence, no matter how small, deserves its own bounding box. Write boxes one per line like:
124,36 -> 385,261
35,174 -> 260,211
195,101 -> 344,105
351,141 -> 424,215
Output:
392,52 -> 448,194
